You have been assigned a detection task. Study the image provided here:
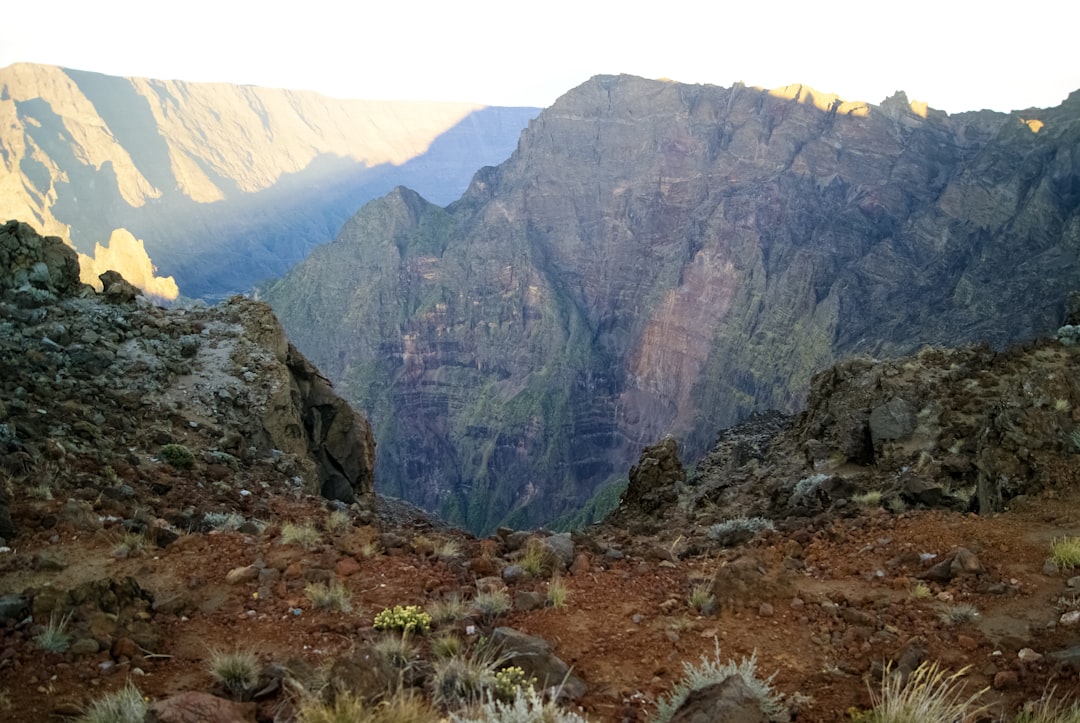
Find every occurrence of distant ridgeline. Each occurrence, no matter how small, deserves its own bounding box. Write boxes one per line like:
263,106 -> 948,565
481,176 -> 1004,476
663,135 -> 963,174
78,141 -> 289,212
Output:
0,62 -> 538,300
262,74 -> 1080,534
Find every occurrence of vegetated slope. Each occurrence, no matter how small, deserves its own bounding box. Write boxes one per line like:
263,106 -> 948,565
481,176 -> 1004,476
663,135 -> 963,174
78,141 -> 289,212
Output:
265,74 -> 1080,534
0,62 -> 538,298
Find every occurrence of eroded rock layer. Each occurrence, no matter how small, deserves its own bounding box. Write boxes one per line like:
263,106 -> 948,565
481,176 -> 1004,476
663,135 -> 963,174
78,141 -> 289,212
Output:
266,75 -> 1080,532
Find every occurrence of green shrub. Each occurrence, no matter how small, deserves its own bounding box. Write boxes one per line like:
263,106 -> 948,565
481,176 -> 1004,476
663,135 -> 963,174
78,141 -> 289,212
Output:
451,687 -> 590,723
1050,536 -> 1080,569
493,666 -> 536,700
1014,694 -> 1080,723
519,540 -> 552,577
208,648 -> 260,696
852,491 -> 883,508
25,484 -> 53,500
35,610 -> 73,652
652,643 -> 783,723
159,444 -> 195,469
686,582 -> 715,615
296,690 -> 437,723
428,594 -> 470,625
372,633 -> 420,676
359,539 -> 383,558
432,649 -> 501,710
473,589 -> 511,622
111,530 -> 150,558
305,580 -> 353,612
325,509 -> 351,533
434,538 -> 462,559
938,603 -> 979,626
374,605 -> 432,635
909,582 -> 932,600
547,576 -> 569,608
74,683 -> 147,723
280,522 -> 323,549
706,516 -> 774,542
431,633 -> 464,659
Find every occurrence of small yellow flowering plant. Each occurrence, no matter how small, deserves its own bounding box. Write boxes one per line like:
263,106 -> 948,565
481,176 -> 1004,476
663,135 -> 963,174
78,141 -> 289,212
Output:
494,666 -> 536,699
373,604 -> 433,634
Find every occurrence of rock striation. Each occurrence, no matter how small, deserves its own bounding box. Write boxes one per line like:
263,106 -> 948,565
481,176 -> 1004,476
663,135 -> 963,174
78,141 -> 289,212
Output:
0,221 -> 374,539
265,74 -> 1080,533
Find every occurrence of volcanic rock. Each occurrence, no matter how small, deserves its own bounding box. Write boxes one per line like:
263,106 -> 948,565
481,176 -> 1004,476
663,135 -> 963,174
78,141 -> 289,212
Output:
266,76 -> 1080,532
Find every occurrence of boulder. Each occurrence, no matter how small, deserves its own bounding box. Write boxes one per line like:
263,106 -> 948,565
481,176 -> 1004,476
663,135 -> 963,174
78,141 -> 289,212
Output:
147,692 -> 257,723
869,397 -> 916,446
98,269 -> 140,304
618,436 -> 686,515
490,627 -> 586,700
667,675 -> 769,723
0,220 -> 81,295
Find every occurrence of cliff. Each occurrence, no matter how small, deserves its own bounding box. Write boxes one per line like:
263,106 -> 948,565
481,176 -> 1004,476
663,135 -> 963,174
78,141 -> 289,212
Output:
0,63 -> 537,298
264,75 -> 1080,533
0,219 -> 375,542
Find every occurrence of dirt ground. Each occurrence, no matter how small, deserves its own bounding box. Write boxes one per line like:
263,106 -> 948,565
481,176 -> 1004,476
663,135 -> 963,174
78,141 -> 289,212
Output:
3,472 -> 1080,722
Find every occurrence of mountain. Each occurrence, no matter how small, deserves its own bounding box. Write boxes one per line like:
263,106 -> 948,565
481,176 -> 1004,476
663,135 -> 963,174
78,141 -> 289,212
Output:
0,63 -> 538,299
264,74 -> 1080,534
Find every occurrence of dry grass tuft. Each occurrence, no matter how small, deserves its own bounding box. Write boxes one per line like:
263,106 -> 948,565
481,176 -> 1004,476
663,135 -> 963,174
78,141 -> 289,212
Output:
858,660 -> 990,723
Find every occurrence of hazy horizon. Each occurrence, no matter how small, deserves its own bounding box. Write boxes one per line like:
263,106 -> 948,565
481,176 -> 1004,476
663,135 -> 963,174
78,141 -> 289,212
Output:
4,1 -> 1078,113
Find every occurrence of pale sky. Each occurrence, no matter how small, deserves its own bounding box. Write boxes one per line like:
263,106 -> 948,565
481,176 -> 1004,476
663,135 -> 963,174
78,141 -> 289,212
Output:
4,0 -> 1078,113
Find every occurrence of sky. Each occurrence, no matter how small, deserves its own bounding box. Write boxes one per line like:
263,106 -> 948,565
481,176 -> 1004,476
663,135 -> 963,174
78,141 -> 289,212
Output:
3,0 -> 1078,114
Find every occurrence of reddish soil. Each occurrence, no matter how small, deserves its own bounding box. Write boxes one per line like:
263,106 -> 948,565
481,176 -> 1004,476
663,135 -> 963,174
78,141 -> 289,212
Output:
4,476 -> 1080,722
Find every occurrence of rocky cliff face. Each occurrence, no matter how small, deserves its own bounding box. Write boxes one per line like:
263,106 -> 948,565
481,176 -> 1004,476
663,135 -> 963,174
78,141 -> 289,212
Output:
0,63 -> 537,299
265,75 -> 1080,533
607,326 -> 1080,544
0,221 -> 374,538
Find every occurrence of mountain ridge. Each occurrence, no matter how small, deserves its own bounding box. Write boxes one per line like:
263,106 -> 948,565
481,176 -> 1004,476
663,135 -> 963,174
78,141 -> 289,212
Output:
0,62 -> 538,298
265,73 -> 1080,533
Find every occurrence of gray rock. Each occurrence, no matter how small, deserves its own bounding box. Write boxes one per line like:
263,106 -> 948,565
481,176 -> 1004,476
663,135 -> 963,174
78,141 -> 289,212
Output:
617,437 -> 686,516
502,565 -> 527,584
869,397 -> 916,445
513,590 -> 546,611
667,675 -> 769,723
0,594 -> 30,622
490,627 -> 587,700
949,548 -> 985,577
69,638 -> 100,655
147,692 -> 257,723
541,533 -> 575,570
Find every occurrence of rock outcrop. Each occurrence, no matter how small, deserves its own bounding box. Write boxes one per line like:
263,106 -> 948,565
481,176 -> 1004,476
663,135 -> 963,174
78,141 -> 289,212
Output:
613,437 -> 686,518
0,222 -> 374,539
665,333 -> 1080,535
0,220 -> 82,296
265,74 -> 1080,533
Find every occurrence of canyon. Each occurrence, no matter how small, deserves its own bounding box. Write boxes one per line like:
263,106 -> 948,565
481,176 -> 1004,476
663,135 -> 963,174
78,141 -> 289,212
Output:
265,75 -> 1080,532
